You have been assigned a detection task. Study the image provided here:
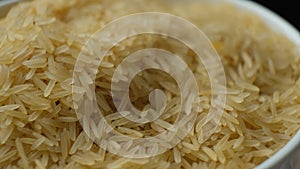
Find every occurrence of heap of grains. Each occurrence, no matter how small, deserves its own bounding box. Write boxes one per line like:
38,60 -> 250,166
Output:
0,0 -> 299,169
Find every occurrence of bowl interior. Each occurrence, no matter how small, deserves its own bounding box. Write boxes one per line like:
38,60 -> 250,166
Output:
225,1 -> 300,169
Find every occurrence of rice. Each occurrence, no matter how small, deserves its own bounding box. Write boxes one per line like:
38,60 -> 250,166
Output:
0,0 -> 299,168
0,104 -> 20,112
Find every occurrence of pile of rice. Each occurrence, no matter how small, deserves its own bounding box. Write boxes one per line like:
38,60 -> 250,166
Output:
0,0 -> 299,168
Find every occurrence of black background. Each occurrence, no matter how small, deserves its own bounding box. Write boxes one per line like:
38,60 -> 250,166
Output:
253,1 -> 299,30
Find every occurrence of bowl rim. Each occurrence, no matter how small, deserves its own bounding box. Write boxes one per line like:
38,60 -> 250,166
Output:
227,0 -> 300,44
0,0 -> 20,18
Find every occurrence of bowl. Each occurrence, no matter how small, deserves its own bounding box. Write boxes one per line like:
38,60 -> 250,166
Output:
224,1 -> 300,169
0,0 -> 299,169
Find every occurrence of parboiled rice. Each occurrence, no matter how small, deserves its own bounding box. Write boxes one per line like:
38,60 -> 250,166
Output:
0,0 -> 299,169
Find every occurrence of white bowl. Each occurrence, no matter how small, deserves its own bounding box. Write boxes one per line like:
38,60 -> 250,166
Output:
225,1 -> 300,169
0,0 -> 299,169
166,1 -> 300,167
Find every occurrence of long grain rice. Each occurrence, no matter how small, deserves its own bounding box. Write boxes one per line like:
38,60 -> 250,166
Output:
0,0 -> 299,169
